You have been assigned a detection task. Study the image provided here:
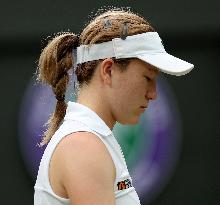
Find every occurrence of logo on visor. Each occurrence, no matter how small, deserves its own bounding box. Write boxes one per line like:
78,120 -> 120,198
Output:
117,178 -> 133,190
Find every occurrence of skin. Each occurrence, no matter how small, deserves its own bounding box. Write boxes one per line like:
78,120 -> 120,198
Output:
77,58 -> 159,130
49,58 -> 160,203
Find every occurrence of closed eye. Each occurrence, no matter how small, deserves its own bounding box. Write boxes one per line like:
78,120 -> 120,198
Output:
145,76 -> 151,82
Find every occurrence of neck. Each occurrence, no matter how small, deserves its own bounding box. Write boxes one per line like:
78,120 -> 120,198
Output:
76,85 -> 116,130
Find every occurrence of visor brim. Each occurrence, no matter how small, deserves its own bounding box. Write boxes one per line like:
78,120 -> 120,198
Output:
137,53 -> 194,76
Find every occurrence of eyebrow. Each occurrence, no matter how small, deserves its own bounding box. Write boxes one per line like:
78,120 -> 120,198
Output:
151,66 -> 159,73
146,66 -> 159,77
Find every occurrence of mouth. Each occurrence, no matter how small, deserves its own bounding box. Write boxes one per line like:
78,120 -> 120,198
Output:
140,106 -> 147,109
140,106 -> 147,112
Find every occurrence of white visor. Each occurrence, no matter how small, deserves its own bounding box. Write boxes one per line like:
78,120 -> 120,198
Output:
75,32 -> 194,76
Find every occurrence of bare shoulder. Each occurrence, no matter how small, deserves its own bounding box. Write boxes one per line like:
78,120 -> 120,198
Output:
57,131 -> 115,170
52,131 -> 116,205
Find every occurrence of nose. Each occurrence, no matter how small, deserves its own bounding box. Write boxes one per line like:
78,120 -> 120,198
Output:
145,81 -> 157,100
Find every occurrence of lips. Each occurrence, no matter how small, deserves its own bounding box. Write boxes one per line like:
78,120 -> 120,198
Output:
140,106 -> 147,108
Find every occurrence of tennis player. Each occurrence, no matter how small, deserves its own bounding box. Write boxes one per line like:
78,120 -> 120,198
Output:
34,8 -> 194,205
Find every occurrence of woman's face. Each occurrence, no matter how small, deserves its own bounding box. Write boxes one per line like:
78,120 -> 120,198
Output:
109,58 -> 159,125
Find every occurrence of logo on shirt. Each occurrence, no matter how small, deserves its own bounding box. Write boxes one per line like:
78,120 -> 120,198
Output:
117,178 -> 133,190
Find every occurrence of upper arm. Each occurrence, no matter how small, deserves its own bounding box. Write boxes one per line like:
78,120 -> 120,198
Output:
57,132 -> 116,205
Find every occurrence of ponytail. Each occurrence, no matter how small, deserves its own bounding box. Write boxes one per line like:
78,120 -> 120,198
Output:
36,32 -> 79,147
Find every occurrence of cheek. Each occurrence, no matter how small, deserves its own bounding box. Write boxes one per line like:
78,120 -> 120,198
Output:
128,79 -> 146,99
112,82 -> 143,112
110,84 -> 145,124
115,78 -> 145,104
116,81 -> 136,101
110,87 -> 131,117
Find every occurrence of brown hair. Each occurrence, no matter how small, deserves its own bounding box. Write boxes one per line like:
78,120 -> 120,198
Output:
36,8 -> 155,147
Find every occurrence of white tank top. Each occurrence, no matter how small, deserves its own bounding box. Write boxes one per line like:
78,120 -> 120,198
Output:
34,101 -> 141,205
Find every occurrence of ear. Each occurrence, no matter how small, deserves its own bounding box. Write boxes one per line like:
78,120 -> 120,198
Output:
99,58 -> 115,85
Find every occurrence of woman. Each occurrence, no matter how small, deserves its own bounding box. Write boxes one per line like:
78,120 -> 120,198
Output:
34,8 -> 194,205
